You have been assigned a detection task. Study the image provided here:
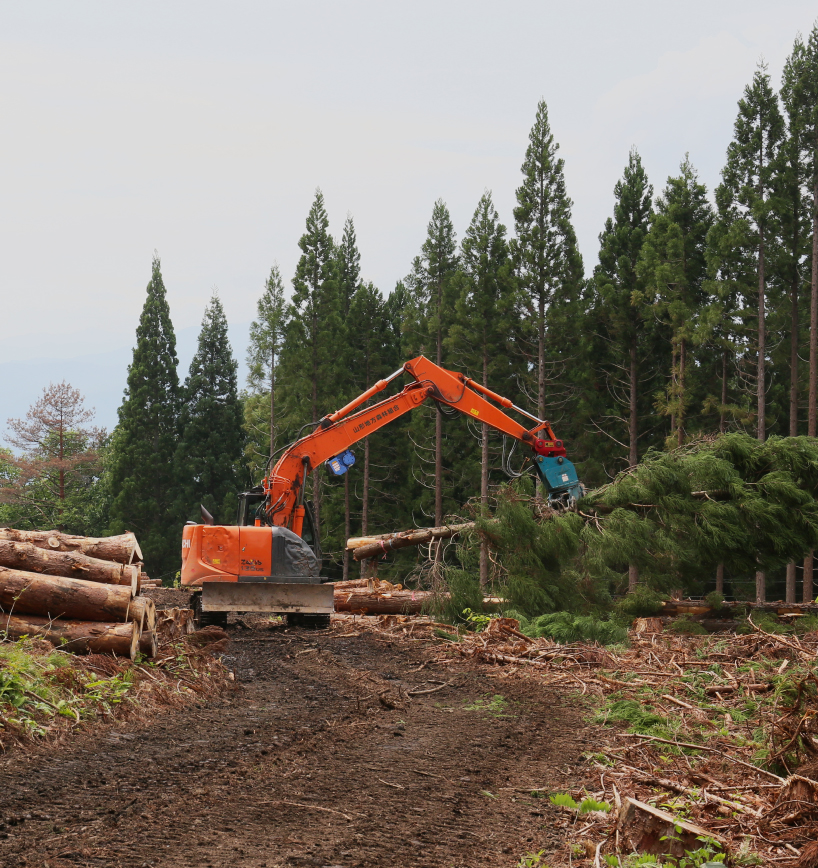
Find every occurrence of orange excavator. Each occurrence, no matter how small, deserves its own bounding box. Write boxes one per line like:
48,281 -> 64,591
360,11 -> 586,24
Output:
181,355 -> 583,626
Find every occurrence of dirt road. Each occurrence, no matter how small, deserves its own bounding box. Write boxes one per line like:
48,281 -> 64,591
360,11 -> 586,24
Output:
0,621 -> 591,867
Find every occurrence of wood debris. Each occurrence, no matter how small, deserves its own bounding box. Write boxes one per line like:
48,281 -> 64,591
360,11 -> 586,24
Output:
367,611 -> 818,864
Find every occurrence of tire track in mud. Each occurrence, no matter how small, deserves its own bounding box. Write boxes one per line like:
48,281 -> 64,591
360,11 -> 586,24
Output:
0,624 -> 591,867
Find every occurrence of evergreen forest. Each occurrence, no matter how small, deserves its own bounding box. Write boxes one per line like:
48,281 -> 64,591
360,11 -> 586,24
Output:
4,28 -> 818,609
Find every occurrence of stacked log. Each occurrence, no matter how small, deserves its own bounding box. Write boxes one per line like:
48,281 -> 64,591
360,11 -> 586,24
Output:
0,528 -> 162,660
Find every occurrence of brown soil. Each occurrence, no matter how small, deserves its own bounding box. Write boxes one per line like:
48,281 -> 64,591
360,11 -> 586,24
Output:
0,618 -> 591,868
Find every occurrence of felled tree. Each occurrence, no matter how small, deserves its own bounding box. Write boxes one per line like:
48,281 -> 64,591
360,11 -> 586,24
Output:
456,433 -> 818,613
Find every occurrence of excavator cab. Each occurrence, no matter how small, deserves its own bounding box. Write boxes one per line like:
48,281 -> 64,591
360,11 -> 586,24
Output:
236,487 -> 266,527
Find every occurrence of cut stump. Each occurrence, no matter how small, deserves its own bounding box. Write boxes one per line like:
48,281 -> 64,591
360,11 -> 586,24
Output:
618,797 -> 726,860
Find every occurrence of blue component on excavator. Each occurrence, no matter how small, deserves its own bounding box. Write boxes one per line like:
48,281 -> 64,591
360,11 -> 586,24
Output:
533,455 -> 584,505
326,450 -> 356,476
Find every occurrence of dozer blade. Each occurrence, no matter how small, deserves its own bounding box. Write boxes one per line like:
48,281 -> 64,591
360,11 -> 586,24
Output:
201,581 -> 334,614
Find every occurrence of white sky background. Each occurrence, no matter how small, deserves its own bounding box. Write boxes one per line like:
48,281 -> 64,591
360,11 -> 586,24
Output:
1,1 -> 816,379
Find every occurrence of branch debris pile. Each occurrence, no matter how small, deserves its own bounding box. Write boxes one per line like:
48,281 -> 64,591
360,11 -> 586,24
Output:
367,613 -> 818,865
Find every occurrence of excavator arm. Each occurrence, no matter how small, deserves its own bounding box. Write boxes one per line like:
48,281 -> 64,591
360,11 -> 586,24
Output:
262,355 -> 583,534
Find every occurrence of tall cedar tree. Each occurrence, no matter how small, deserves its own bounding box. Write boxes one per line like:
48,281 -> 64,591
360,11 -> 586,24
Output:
448,191 -> 517,586
795,25 -> 818,601
175,293 -> 245,525
278,189 -> 342,546
512,100 -> 583,417
637,157 -> 714,447
403,199 -> 459,527
108,256 -> 181,581
336,216 -> 362,578
716,66 -> 784,602
779,37 -> 814,601
245,264 -> 287,478
721,64 -> 784,444
3,383 -> 104,534
593,150 -> 654,591
594,149 -> 654,468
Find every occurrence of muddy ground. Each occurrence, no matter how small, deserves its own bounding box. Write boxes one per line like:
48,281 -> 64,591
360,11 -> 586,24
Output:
0,615 -> 595,868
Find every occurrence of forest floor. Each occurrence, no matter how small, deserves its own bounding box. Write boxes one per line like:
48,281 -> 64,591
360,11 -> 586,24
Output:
0,604 -> 598,868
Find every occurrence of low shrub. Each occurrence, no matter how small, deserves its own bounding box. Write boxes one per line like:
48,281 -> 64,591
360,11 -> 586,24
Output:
612,586 -> 665,624
511,611 -> 628,646
669,615 -> 707,635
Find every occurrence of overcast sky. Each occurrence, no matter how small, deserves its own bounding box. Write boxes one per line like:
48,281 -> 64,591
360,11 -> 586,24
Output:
1,2 -> 817,380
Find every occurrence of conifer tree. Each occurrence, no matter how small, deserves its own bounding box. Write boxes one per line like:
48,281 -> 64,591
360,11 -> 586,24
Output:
720,63 -> 784,445
593,149 -> 654,591
245,264 -> 287,478
278,189 -> 342,543
175,293 -> 245,525
108,256 -> 181,581
713,66 -> 784,602
796,24 -> 818,601
512,100 -> 584,429
403,199 -> 459,527
335,216 -> 363,576
448,191 -> 517,586
637,157 -> 714,447
779,37 -> 814,601
594,149 -> 654,469
337,215 -> 362,319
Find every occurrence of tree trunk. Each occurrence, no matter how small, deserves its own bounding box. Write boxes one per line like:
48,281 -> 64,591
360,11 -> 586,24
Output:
627,340 -> 639,591
755,230 -> 766,604
669,346 -> 676,434
786,562 -> 797,604
0,613 -> 139,658
806,182 -> 818,602
138,629 -> 158,658
343,475 -> 350,582
350,522 -> 473,562
758,230 -> 766,442
435,279 -> 444,528
0,540 -> 139,591
536,291 -> 546,498
480,420 -> 489,588
720,350 -> 728,434
479,348 -> 490,588
333,590 -> 431,615
270,347 -> 276,457
0,567 -> 134,622
360,437 -> 370,579
715,563 -> 724,595
785,233 -> 799,603
677,338 -> 686,447
0,529 -> 142,565
629,340 -> 638,466
128,596 -> 156,633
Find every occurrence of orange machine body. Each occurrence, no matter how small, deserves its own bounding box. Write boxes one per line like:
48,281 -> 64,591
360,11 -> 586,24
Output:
181,524 -> 276,586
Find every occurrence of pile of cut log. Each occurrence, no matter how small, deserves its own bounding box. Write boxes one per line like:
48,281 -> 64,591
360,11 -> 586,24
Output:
0,528 -> 190,659
331,577 -> 434,615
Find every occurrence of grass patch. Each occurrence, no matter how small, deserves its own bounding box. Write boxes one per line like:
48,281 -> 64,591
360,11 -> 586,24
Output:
464,694 -> 513,718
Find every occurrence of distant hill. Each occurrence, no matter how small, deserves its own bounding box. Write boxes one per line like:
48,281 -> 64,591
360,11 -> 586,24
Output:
2,322 -> 251,436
